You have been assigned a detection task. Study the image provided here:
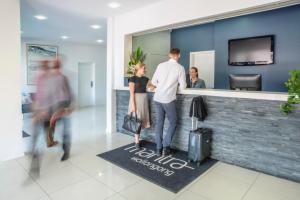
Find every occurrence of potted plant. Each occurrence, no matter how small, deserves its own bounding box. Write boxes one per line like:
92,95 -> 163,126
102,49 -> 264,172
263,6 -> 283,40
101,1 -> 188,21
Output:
280,69 -> 300,114
124,47 -> 146,86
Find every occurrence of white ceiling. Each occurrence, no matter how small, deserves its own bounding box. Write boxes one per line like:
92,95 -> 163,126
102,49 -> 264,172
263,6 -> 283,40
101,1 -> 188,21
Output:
21,0 -> 164,45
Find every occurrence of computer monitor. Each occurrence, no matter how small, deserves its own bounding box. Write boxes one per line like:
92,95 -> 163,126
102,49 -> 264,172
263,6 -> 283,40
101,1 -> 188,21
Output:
229,74 -> 262,91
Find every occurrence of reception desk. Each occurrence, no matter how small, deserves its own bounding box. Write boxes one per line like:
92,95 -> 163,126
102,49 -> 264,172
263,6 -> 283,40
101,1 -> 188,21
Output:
115,88 -> 300,183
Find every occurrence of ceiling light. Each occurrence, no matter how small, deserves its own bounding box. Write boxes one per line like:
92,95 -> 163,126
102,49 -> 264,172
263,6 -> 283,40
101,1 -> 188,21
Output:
108,2 -> 121,8
61,36 -> 69,39
96,39 -> 104,43
34,15 -> 47,20
90,24 -> 101,29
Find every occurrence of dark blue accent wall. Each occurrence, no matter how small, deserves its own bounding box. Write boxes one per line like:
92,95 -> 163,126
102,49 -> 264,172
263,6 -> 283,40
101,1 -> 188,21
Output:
171,5 -> 300,92
171,23 -> 214,70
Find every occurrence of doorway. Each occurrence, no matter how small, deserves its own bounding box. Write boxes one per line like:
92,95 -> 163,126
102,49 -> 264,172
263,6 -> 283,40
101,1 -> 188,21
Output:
78,62 -> 95,108
190,51 -> 215,89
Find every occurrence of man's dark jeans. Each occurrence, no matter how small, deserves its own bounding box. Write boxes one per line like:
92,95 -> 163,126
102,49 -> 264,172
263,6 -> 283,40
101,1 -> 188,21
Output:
154,100 -> 177,149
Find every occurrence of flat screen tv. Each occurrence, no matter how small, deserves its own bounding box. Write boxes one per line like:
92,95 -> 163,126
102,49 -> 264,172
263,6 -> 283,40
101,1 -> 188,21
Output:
228,35 -> 274,66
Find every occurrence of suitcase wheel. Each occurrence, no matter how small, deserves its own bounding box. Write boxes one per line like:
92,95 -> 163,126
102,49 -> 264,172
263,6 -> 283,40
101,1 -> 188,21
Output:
197,162 -> 201,166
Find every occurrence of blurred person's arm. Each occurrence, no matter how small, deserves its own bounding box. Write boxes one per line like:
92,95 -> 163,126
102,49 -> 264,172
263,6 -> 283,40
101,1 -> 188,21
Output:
64,76 -> 75,115
49,76 -> 74,126
58,75 -> 75,117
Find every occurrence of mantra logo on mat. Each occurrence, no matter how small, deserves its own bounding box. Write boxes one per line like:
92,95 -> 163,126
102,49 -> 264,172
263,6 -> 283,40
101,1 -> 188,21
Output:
124,145 -> 195,177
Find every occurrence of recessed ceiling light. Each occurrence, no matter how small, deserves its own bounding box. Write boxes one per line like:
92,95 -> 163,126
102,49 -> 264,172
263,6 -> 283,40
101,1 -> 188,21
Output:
108,2 -> 121,8
61,35 -> 69,39
96,39 -> 104,43
90,24 -> 101,29
34,15 -> 47,20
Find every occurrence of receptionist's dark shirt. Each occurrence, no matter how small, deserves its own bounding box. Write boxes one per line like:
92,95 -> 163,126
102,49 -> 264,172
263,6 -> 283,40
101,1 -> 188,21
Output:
190,78 -> 206,88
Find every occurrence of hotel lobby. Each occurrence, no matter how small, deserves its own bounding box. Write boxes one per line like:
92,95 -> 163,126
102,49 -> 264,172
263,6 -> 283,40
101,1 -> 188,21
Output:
0,0 -> 300,200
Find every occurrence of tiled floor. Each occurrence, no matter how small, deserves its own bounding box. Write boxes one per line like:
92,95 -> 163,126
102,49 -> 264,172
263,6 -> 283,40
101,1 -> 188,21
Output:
1,106 -> 300,200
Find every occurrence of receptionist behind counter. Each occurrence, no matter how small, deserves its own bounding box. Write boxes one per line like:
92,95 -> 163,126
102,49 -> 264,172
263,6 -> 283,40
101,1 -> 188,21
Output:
187,67 -> 206,88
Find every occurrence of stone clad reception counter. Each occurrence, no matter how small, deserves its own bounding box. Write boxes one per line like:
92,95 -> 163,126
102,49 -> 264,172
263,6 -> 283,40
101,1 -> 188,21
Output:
115,88 -> 300,183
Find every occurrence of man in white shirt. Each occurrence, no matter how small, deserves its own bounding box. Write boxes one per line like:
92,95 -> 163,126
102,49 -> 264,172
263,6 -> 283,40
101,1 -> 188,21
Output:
151,48 -> 187,156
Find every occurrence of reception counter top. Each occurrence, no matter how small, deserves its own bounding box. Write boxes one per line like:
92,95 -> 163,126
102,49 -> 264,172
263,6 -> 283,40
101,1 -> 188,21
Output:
115,89 -> 300,183
117,87 -> 288,101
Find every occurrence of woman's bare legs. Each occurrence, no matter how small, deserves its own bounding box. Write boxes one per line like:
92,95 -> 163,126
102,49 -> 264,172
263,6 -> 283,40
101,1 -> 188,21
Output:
134,127 -> 142,149
47,111 -> 63,147
47,124 -> 58,147
135,134 -> 140,144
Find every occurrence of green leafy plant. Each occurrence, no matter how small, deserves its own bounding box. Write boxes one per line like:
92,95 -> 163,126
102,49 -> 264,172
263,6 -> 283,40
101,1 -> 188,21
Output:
280,69 -> 300,114
127,47 -> 146,76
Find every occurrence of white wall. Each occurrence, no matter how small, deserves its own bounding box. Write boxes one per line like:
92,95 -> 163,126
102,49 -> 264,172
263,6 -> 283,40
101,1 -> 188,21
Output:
106,0 -> 285,133
0,0 -> 24,161
21,39 -> 107,106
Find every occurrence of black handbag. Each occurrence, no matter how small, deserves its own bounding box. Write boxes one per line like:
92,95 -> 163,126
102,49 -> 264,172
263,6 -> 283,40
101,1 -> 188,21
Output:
122,112 -> 142,134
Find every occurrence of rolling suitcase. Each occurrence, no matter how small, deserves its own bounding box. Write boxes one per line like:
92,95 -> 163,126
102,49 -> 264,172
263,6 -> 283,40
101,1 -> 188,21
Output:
188,107 -> 212,166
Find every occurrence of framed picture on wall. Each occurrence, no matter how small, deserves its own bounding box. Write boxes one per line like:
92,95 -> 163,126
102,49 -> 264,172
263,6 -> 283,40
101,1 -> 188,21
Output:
26,44 -> 58,85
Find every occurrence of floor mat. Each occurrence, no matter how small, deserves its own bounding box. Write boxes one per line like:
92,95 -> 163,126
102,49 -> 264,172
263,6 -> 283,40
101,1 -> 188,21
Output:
97,141 -> 217,193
